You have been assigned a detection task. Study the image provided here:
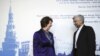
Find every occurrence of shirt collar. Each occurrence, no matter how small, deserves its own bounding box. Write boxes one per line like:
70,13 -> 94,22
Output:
78,24 -> 84,30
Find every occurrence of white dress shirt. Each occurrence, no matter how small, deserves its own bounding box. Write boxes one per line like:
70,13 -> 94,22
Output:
75,24 -> 84,48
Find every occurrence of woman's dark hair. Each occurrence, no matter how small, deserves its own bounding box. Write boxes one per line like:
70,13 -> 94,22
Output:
40,16 -> 53,28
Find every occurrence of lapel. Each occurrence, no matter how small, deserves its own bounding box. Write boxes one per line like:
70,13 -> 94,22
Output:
76,25 -> 86,43
73,31 -> 77,47
39,29 -> 53,43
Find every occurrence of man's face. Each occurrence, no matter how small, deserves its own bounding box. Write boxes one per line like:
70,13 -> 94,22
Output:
73,17 -> 83,28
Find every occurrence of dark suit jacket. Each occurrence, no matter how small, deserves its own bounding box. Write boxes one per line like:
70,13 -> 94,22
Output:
33,29 -> 56,56
73,25 -> 96,56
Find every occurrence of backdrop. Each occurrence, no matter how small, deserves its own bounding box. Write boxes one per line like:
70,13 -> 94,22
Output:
0,0 -> 100,56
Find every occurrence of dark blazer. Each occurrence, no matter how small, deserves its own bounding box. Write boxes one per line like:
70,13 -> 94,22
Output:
73,25 -> 96,56
33,29 -> 56,56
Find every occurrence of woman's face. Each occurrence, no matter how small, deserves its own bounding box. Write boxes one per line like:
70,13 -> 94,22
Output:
46,21 -> 52,31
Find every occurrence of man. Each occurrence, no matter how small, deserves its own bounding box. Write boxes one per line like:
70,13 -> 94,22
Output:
72,15 -> 96,56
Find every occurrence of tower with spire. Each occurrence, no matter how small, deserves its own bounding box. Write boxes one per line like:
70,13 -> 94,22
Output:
0,1 -> 18,56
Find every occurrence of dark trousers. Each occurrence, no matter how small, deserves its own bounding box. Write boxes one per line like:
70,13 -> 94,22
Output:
74,48 -> 78,56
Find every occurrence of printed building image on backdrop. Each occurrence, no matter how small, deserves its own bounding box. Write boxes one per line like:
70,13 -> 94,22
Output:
0,5 -> 30,56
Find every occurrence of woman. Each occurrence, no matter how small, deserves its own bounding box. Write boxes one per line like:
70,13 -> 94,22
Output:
33,16 -> 56,56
